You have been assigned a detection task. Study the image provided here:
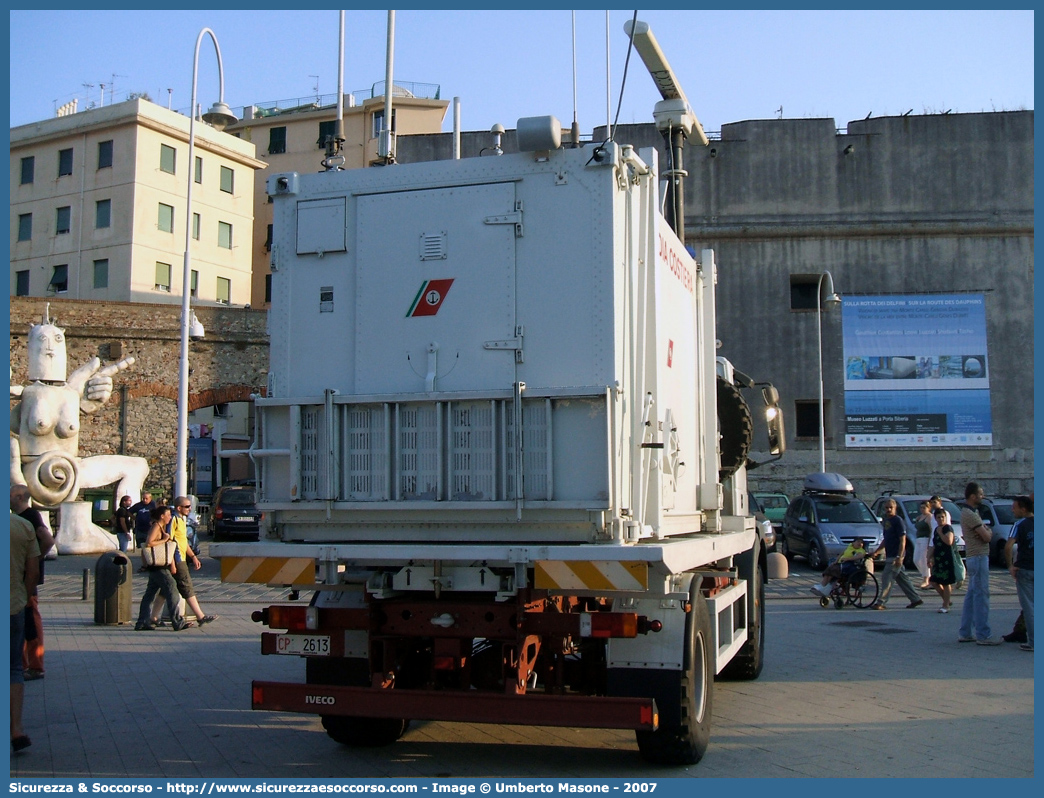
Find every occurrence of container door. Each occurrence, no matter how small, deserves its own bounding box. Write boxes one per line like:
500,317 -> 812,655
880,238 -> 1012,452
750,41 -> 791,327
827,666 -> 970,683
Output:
354,183 -> 517,394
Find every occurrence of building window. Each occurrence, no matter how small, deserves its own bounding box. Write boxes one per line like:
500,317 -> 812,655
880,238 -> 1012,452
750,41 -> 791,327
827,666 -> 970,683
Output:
95,199 -> 111,229
49,264 -> 68,293
56,206 -> 72,235
191,269 -> 199,298
794,399 -> 830,440
194,156 -> 203,184
220,166 -> 234,194
216,276 -> 231,305
158,203 -> 175,233
265,273 -> 272,303
155,262 -> 172,292
20,156 -> 35,185
17,213 -> 32,242
93,259 -> 109,289
268,126 -> 287,155
218,221 -> 233,249
371,109 -> 396,139
192,212 -> 201,241
160,144 -> 176,175
15,270 -> 30,296
790,275 -> 824,310
58,148 -> 73,177
265,223 -> 273,252
98,140 -> 113,169
317,120 -> 337,149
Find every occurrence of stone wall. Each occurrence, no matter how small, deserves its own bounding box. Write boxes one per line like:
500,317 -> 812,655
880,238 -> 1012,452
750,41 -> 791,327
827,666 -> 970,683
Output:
10,296 -> 268,496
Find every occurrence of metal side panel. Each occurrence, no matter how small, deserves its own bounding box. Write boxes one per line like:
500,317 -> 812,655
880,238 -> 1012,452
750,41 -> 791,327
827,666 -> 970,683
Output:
354,183 -> 518,395
706,581 -> 749,674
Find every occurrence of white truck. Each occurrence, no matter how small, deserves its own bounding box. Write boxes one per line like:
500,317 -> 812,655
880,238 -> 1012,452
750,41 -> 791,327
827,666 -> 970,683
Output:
214,71 -> 785,765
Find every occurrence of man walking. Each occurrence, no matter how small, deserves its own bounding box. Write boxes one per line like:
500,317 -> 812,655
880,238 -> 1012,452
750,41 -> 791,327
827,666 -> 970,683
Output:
10,486 -> 54,681
151,496 -> 218,627
1004,495 -> 1033,652
869,499 -> 924,610
129,491 -> 155,549
958,481 -> 999,645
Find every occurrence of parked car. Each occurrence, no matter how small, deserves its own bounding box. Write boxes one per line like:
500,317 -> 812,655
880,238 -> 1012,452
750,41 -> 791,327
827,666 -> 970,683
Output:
781,473 -> 883,571
752,491 -> 790,532
210,485 -> 263,541
748,492 -> 776,552
870,493 -> 966,567
957,496 -> 1014,566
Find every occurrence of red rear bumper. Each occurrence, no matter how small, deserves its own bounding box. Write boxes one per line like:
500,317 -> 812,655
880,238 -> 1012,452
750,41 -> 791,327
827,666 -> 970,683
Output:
252,681 -> 658,731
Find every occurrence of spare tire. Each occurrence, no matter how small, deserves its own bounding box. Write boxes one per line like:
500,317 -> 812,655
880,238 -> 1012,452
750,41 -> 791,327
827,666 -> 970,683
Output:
717,376 -> 753,480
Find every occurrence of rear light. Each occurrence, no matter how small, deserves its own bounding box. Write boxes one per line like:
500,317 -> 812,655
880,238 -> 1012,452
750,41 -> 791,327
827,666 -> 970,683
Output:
214,507 -> 224,519
640,704 -> 658,729
265,605 -> 318,631
581,612 -> 638,638
252,684 -> 264,707
433,656 -> 458,671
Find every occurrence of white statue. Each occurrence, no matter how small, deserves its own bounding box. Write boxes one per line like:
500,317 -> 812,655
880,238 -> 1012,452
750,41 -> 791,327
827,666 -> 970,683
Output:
10,306 -> 149,553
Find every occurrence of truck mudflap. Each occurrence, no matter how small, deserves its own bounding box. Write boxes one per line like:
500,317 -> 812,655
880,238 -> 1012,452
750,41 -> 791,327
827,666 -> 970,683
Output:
250,681 -> 658,731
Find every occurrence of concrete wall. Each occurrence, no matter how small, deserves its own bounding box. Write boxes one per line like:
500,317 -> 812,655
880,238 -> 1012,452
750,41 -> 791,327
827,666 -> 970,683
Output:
398,111 -> 1034,501
10,296 -> 268,497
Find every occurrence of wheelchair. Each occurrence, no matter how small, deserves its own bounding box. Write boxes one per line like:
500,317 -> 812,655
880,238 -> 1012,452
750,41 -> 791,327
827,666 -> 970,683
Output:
819,557 -> 879,609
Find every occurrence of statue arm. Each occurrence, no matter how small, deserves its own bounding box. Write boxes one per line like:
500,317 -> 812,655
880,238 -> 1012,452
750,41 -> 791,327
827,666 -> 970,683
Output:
70,356 -> 135,413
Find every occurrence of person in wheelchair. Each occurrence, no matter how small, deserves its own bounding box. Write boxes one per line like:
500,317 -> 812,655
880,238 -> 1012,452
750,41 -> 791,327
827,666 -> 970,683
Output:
812,537 -> 870,597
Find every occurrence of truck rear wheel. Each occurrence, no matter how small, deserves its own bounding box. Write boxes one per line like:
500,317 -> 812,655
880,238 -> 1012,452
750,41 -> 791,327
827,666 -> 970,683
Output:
320,715 -> 409,747
307,658 -> 410,748
635,588 -> 713,765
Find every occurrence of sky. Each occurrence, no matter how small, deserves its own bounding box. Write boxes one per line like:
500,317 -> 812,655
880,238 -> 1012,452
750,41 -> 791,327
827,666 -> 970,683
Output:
8,9 -> 1035,136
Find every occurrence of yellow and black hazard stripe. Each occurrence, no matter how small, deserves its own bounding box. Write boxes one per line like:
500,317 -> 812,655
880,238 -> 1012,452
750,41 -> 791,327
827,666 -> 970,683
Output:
534,560 -> 648,592
220,557 -> 316,585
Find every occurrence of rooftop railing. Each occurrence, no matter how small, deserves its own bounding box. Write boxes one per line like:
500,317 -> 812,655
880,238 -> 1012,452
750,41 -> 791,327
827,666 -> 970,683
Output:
243,81 -> 441,118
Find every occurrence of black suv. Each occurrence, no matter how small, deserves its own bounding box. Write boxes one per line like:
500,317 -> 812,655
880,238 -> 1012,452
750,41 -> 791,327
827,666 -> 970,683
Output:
210,485 -> 263,541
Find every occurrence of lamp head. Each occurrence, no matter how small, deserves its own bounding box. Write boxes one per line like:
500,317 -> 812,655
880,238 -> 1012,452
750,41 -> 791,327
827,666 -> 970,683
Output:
824,292 -> 842,310
202,101 -> 238,131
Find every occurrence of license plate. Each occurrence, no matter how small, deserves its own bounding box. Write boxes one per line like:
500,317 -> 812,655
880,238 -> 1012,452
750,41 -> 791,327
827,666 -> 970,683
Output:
235,516 -> 255,522
275,634 -> 331,656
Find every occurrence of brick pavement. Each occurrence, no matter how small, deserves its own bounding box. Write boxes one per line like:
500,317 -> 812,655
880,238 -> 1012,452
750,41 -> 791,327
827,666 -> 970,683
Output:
14,548 -> 1032,779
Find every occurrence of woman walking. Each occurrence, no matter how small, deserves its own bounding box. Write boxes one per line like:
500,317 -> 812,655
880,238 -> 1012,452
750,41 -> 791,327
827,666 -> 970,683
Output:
135,506 -> 192,631
914,500 -> 933,588
928,507 -> 957,612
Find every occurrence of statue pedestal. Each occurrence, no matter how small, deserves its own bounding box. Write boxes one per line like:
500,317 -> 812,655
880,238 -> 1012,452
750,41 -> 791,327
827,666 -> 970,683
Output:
56,501 -> 118,555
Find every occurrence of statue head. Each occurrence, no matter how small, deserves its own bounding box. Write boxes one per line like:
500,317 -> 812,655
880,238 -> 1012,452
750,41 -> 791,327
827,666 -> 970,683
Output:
27,304 -> 67,382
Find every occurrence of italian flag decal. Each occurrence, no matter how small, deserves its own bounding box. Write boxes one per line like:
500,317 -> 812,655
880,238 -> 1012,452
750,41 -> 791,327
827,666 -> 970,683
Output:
407,279 -> 454,317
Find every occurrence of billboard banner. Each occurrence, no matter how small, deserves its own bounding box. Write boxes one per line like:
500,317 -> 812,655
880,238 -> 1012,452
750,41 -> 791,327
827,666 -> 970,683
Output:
841,294 -> 991,447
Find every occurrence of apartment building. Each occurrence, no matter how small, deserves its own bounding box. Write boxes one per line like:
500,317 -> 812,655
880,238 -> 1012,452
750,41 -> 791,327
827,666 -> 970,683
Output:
10,98 -> 265,306
225,83 -> 448,307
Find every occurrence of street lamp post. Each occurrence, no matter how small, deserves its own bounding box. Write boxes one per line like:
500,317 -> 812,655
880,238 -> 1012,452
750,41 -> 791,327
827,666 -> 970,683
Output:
816,271 -> 842,473
175,28 -> 238,498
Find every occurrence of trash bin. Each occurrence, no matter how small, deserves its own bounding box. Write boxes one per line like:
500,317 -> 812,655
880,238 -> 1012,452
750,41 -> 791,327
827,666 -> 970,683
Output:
94,552 -> 133,625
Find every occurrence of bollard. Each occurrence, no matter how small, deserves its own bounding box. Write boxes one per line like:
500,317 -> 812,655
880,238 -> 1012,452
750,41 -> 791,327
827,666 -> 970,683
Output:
82,568 -> 91,600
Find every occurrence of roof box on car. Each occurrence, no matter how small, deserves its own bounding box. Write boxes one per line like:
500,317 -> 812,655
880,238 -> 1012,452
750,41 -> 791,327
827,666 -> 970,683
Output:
802,472 -> 855,495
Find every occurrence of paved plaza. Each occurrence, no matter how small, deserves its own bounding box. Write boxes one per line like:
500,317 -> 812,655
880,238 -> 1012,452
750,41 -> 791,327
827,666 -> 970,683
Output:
10,547 -> 1033,779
